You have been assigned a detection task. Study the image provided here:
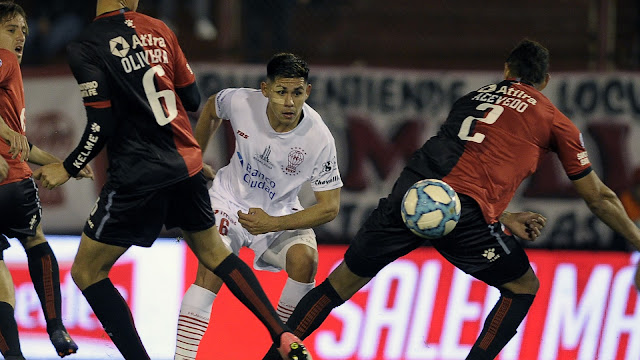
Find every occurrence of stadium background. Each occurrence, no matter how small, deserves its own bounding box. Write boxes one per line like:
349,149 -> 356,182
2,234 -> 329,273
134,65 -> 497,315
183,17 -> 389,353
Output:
6,0 -> 640,359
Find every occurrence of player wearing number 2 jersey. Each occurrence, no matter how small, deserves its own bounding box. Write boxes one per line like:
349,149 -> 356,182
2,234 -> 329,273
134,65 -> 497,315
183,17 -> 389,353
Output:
261,39 -> 640,360
174,53 -> 341,360
33,1 -> 311,359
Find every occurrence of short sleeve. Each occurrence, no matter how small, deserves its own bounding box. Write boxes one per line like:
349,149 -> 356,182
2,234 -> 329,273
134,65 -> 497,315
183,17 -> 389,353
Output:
169,31 -> 196,88
67,42 -> 112,107
215,88 -> 239,120
310,140 -> 343,192
550,110 -> 592,180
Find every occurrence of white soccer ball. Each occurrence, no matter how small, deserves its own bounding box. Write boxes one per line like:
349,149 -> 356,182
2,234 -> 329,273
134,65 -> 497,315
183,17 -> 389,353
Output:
401,179 -> 461,239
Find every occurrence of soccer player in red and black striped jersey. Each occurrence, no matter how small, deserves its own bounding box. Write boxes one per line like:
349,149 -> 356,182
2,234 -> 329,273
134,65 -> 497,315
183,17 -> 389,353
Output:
0,2 -> 91,358
33,1 -> 310,359
261,39 -> 640,360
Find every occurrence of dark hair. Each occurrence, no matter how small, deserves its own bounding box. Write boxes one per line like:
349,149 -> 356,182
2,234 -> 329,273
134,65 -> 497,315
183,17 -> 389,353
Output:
505,39 -> 549,85
0,1 -> 27,34
266,53 -> 309,82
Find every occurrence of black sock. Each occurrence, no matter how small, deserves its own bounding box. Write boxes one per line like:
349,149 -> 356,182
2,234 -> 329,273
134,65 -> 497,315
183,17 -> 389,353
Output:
0,301 -> 23,358
466,289 -> 535,360
213,254 -> 288,344
25,242 -> 63,333
262,279 -> 345,360
82,278 -> 150,360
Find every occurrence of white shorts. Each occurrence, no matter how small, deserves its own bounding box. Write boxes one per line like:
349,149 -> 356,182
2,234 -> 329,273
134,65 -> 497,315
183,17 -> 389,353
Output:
211,192 -> 317,272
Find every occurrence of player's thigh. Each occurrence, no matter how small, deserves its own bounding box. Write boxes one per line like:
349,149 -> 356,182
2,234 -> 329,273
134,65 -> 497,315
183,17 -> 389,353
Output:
0,260 -> 15,305
71,232 -> 129,290
344,168 -> 431,278
431,195 -> 532,288
83,184 -> 166,248
0,178 -> 42,242
20,223 -> 47,250
344,198 -> 428,278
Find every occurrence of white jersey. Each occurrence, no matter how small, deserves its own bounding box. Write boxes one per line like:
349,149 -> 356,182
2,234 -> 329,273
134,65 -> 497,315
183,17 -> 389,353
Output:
211,87 -> 343,218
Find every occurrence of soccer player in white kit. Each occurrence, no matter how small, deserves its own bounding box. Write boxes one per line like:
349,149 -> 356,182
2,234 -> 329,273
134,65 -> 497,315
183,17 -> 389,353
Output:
174,53 -> 342,359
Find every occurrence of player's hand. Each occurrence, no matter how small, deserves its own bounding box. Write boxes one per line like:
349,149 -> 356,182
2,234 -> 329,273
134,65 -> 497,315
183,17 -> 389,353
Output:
202,163 -> 216,180
500,211 -> 546,241
2,129 -> 29,162
0,155 -> 8,182
33,163 -> 71,189
237,207 -> 276,235
76,164 -> 94,180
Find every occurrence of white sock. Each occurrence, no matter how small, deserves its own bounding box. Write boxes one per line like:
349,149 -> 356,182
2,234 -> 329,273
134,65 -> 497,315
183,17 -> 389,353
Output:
174,284 -> 216,360
276,277 -> 315,322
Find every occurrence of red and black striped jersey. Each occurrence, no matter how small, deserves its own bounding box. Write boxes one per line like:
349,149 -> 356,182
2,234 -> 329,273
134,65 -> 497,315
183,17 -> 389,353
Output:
0,48 -> 30,186
65,8 -> 202,193
406,79 -> 592,223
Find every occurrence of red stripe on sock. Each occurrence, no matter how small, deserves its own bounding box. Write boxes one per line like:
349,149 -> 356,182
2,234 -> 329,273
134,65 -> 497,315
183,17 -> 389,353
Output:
0,331 -> 8,352
479,296 -> 513,350
177,315 -> 209,331
42,255 -> 57,319
229,269 -> 284,335
295,295 -> 331,338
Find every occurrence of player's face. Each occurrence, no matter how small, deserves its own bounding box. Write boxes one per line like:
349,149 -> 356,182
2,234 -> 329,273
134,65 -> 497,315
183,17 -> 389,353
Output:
0,14 -> 26,64
262,77 -> 311,132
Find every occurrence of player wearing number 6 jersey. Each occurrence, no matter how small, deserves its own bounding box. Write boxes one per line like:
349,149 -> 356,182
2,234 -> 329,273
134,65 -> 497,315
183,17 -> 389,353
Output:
261,39 -> 640,360
33,1 -> 311,359
174,53 -> 342,360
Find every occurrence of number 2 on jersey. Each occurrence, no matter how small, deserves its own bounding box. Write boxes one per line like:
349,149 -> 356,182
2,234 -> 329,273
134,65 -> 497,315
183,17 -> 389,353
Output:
143,65 -> 178,126
457,103 -> 504,143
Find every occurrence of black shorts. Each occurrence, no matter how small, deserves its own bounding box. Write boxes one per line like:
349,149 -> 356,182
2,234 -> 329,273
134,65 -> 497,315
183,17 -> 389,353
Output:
0,178 -> 42,247
344,168 -> 531,287
84,171 -> 215,248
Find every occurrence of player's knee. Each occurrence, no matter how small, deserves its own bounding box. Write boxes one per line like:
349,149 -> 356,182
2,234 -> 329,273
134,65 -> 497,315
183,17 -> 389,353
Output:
70,261 -> 88,289
514,269 -> 540,295
20,229 -> 46,250
70,260 -> 104,290
526,273 -> 540,294
285,244 -> 318,282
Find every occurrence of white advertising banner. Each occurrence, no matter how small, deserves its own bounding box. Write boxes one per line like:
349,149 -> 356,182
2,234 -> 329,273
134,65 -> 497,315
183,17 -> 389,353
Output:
24,67 -> 640,250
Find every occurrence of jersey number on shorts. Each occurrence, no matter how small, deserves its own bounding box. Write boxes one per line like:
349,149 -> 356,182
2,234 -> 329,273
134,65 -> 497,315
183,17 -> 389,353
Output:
143,65 -> 178,126
218,218 -> 230,236
457,103 -> 504,143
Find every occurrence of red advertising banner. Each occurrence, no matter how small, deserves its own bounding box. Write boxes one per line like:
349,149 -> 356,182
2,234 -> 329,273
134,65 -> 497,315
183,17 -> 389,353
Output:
6,238 -> 639,359
196,246 -> 639,360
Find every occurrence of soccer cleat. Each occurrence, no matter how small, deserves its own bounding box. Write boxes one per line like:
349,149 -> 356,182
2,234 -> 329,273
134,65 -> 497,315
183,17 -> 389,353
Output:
49,328 -> 79,358
278,332 -> 312,360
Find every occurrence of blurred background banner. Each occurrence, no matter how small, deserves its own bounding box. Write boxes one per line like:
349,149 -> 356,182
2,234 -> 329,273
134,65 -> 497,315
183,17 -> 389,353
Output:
7,237 -> 639,360
25,68 -> 640,251
5,236 -> 187,360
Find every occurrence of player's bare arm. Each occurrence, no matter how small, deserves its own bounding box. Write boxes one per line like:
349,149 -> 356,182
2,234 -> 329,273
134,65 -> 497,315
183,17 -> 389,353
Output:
0,114 -> 29,161
500,211 -> 547,241
0,154 -> 8,182
238,188 -> 341,235
25,144 -> 60,166
194,93 -> 224,153
194,93 -> 223,180
573,171 -> 640,250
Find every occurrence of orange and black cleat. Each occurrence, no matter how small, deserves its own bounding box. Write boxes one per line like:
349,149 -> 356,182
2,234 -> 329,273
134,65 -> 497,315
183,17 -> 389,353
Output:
278,332 -> 312,360
50,328 -> 79,358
